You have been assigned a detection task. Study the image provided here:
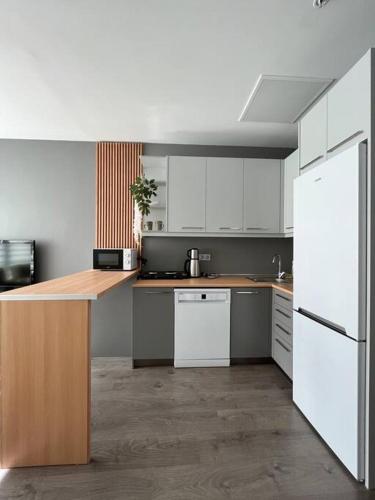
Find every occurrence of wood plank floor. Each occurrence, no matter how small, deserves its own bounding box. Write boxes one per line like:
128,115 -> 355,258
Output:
1,358 -> 374,499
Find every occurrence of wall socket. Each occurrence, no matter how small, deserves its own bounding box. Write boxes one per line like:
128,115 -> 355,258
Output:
199,253 -> 211,261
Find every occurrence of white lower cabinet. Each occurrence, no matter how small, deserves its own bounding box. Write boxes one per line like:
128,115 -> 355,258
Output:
243,159 -> 281,234
272,289 -> 293,379
206,158 -> 244,233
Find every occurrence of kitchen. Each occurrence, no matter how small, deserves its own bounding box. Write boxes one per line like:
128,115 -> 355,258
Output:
0,1 -> 375,499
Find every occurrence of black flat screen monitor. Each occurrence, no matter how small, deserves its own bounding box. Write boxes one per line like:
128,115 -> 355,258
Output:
0,240 -> 35,288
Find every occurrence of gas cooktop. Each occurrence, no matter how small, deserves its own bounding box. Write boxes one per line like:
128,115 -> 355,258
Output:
138,271 -> 189,280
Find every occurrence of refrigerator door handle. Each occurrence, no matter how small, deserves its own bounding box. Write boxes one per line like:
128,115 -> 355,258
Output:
296,307 -> 347,336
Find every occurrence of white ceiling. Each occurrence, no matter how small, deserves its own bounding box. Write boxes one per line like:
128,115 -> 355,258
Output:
0,0 -> 374,147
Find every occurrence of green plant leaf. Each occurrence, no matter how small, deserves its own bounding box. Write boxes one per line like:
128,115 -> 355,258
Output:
129,175 -> 158,216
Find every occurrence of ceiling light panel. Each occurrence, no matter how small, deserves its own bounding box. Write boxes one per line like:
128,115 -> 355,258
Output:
239,75 -> 333,124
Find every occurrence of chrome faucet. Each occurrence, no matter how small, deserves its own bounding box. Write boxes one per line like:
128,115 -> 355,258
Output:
272,254 -> 285,282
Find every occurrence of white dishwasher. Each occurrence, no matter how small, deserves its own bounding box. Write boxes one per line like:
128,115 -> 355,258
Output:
174,289 -> 231,368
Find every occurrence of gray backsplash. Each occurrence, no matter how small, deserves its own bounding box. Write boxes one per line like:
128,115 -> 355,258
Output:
142,237 -> 293,275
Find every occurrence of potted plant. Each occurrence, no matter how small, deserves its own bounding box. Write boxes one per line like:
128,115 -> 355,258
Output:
130,175 -> 158,255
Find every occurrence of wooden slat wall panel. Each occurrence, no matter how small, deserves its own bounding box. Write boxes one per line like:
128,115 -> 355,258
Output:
96,142 -> 143,248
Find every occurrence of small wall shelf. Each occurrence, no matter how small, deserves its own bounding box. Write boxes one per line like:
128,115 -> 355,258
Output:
140,155 -> 168,233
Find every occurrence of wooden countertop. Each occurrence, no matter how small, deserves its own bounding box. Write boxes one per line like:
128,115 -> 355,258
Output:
0,271 -> 293,301
0,269 -> 138,301
133,276 -> 293,295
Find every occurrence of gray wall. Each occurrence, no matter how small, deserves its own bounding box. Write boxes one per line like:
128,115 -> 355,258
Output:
0,139 -> 132,357
143,237 -> 293,275
91,277 -> 135,356
0,139 -> 95,280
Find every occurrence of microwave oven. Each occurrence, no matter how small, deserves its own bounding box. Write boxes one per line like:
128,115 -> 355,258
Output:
93,248 -> 138,271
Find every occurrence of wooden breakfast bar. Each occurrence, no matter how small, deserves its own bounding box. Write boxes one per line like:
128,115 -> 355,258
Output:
0,269 -> 137,468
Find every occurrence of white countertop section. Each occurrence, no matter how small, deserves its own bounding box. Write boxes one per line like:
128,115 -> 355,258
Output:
0,269 -> 138,301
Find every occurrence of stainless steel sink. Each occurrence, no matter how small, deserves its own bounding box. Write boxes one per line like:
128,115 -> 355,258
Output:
247,276 -> 293,284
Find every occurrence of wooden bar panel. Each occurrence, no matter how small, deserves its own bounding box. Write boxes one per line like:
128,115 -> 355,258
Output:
0,269 -> 138,300
0,300 -> 91,467
96,142 -> 143,248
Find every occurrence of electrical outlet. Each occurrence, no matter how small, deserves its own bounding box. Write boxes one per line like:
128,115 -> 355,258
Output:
199,253 -> 211,261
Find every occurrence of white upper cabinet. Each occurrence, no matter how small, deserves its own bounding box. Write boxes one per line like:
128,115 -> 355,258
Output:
327,50 -> 371,154
148,154 -> 287,237
167,156 -> 206,232
243,159 -> 281,234
300,95 -> 327,171
283,149 -> 299,234
206,158 -> 244,233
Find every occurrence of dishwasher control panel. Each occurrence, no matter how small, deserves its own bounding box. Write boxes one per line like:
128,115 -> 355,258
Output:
175,290 -> 230,303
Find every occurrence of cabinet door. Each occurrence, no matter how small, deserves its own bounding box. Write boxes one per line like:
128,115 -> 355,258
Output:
327,51 -> 371,153
230,288 -> 271,359
167,156 -> 206,232
300,96 -> 327,171
206,158 -> 243,233
133,288 -> 174,362
283,149 -> 299,233
243,159 -> 281,233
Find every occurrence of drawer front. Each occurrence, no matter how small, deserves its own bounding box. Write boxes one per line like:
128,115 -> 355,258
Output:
273,336 -> 292,379
273,320 -> 293,346
274,290 -> 293,311
274,303 -> 293,331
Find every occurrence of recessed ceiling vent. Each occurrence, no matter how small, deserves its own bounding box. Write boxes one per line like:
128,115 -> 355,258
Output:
238,75 -> 333,124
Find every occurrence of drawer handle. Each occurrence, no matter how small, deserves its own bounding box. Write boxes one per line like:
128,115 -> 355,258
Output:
145,291 -> 172,295
235,291 -> 260,295
275,338 -> 291,353
246,227 -> 268,231
300,155 -> 323,171
219,227 -> 242,231
181,226 -> 204,230
276,308 -> 291,319
276,323 -> 291,336
327,130 -> 364,154
276,293 -> 292,303
285,226 -> 293,230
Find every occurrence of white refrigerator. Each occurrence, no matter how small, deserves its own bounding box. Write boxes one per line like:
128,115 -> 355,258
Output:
293,143 -> 367,481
